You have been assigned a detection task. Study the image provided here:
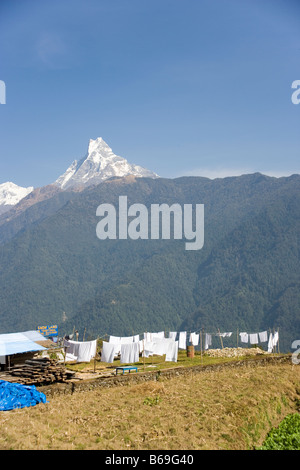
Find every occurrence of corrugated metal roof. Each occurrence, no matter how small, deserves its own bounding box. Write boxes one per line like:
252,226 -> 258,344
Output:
0,331 -> 47,356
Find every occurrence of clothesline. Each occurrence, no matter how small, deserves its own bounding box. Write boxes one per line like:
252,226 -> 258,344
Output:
76,327 -> 279,342
62,327 -> 280,366
99,327 -> 279,365
101,336 -> 179,365
99,327 -> 279,340
100,328 -> 279,347
63,338 -> 97,363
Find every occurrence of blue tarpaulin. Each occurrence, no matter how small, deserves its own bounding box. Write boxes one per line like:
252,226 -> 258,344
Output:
0,380 -> 47,411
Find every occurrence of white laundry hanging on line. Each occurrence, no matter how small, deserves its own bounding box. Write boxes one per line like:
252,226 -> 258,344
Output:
178,331 -> 187,349
165,340 -> 178,362
258,331 -> 268,343
239,332 -> 248,343
101,342 -> 116,363
151,338 -> 167,356
64,339 -> 97,363
63,339 -> 79,357
141,338 -> 178,362
152,331 -> 165,339
139,338 -> 152,353
120,336 -> 134,344
109,335 -> 135,356
169,332 -> 177,340
142,338 -> 173,357
76,339 -> 97,363
268,333 -> 274,352
133,335 -> 140,343
154,338 -> 175,355
109,335 -> 121,343
109,335 -> 122,354
120,342 -> 140,364
218,332 -> 232,337
267,331 -> 279,353
205,333 -> 212,350
189,332 -> 199,346
249,333 -> 259,345
143,332 -> 164,342
142,342 -> 154,357
144,332 -> 152,342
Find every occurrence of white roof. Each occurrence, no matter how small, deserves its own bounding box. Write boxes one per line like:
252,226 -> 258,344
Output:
0,330 -> 47,356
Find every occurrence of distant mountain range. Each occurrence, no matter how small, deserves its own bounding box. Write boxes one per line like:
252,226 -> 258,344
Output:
0,182 -> 34,215
0,137 -> 158,216
0,150 -> 298,353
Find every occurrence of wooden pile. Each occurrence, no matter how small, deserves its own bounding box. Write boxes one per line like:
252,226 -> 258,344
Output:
8,357 -> 76,385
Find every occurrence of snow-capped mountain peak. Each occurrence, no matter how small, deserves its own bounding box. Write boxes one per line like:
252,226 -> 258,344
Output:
87,137 -> 113,161
0,182 -> 34,207
55,137 -> 159,190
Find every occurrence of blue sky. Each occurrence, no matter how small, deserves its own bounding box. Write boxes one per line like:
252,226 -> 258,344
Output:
0,0 -> 299,188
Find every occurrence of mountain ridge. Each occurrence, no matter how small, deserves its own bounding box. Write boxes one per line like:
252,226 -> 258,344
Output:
0,137 -> 158,215
0,182 -> 34,215
0,173 -> 298,352
54,137 -> 159,190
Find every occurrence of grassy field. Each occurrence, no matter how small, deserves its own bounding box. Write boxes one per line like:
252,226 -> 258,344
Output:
0,353 -> 299,450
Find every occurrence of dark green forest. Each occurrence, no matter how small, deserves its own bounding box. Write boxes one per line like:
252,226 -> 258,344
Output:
0,173 -> 299,352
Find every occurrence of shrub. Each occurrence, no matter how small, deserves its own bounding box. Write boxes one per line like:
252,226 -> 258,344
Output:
258,413 -> 300,450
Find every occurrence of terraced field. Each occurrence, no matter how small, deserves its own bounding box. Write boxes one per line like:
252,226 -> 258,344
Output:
0,353 -> 299,450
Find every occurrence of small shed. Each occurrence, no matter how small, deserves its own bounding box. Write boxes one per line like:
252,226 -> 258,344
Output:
0,330 -> 48,371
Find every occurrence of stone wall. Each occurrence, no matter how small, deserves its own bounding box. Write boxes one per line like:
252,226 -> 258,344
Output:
38,354 -> 291,398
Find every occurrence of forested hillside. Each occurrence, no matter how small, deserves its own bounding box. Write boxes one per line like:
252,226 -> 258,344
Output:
0,173 -> 298,352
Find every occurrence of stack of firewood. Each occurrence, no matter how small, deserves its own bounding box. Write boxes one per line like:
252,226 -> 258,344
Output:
9,357 -> 76,385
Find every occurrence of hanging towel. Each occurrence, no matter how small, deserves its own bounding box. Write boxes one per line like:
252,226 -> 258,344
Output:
142,342 -> 154,357
63,339 -> 79,357
268,333 -> 274,353
190,332 -> 199,346
152,338 -> 166,355
64,339 -> 97,363
152,331 -> 165,339
239,332 -> 248,343
169,332 -> 177,340
218,332 -> 232,337
166,340 -> 178,362
144,332 -> 152,342
258,331 -> 268,343
120,336 -> 134,344
178,331 -> 187,349
109,335 -> 121,344
205,333 -> 212,350
249,333 -> 259,345
76,340 -> 97,363
120,342 -> 140,364
101,342 -> 116,363
109,335 -> 122,354
273,331 -> 279,348
154,338 -> 175,356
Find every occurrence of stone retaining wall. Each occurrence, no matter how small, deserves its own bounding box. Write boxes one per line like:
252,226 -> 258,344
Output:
38,354 -> 291,398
